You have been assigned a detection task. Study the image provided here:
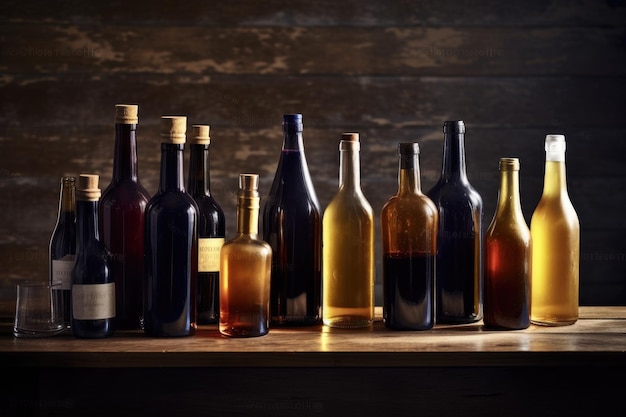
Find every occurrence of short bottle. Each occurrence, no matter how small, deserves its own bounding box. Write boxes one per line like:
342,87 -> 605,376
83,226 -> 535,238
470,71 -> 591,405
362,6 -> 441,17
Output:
49,176 -> 76,329
530,134 -> 580,326
427,120 -> 483,324
71,174 -> 115,339
263,114 -> 322,326
144,116 -> 199,337
188,125 -> 225,325
381,142 -> 438,330
322,133 -> 375,329
99,104 -> 150,330
484,158 -> 531,330
220,173 -> 272,337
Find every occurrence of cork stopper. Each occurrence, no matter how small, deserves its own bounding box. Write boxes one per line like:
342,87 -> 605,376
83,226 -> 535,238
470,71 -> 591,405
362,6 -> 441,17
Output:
340,132 -> 360,151
499,157 -> 520,171
160,116 -> 187,144
190,125 -> 211,145
115,104 -> 138,124
76,174 -> 101,201
341,132 -> 359,142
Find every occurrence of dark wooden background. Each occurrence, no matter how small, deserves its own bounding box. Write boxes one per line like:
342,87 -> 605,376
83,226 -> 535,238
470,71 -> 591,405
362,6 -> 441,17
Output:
1,0 -> 625,320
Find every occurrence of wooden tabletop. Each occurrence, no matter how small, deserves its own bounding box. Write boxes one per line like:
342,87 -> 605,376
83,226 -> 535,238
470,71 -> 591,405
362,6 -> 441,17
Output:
2,306 -> 625,369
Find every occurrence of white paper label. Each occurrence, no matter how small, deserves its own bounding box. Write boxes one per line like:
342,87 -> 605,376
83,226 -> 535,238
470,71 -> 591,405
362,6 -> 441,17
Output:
72,282 -> 116,320
52,258 -> 75,290
198,237 -> 224,272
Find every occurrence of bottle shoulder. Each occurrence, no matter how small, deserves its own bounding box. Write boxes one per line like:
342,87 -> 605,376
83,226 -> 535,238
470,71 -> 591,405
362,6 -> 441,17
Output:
101,180 -> 150,205
223,235 -> 272,253
381,193 -> 438,218
146,191 -> 198,216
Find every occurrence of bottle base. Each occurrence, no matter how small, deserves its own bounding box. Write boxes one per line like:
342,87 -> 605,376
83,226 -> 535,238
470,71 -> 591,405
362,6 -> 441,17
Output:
323,315 -> 372,329
530,318 -> 577,327
219,326 -> 268,338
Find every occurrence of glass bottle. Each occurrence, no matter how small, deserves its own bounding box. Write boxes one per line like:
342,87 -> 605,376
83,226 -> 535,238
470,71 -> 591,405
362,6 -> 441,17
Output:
381,142 -> 438,330
71,174 -> 115,338
188,125 -> 225,325
426,120 -> 483,324
530,134 -> 579,326
144,116 -> 198,337
99,104 -> 150,330
484,158 -> 531,330
49,176 -> 76,329
322,133 -> 375,329
263,114 -> 322,326
220,173 -> 272,337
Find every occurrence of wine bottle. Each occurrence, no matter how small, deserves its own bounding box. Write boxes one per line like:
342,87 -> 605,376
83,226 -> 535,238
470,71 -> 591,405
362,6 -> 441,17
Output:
263,114 -> 322,326
188,125 -> 225,325
144,116 -> 199,337
484,158 -> 531,330
381,142 -> 438,330
322,133 -> 375,329
99,104 -> 150,330
49,176 -> 76,329
71,174 -> 115,338
530,134 -> 580,326
220,173 -> 272,337
426,120 -> 483,324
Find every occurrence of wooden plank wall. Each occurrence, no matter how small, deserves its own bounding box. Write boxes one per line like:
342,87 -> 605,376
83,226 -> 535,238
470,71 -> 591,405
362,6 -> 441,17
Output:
0,0 -> 625,319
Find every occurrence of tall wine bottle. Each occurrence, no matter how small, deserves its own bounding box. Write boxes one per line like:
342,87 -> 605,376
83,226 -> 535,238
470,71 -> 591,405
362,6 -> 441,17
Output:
530,134 -> 579,326
71,174 -> 115,338
49,176 -> 76,329
99,104 -> 150,330
188,125 -> 225,325
381,142 -> 438,330
484,158 -> 531,330
263,114 -> 322,326
427,120 -> 483,324
322,133 -> 375,329
144,116 -> 198,337
220,173 -> 272,337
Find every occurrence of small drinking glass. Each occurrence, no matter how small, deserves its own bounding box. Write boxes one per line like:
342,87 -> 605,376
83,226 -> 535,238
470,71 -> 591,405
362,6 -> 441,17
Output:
13,281 -> 65,338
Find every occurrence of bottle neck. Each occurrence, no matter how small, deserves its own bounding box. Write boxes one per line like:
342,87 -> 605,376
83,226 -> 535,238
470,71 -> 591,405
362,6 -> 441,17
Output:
496,169 -> 523,217
188,143 -> 211,197
159,143 -> 185,192
236,197 -> 259,236
542,158 -> 568,197
113,124 -> 139,181
398,152 -> 421,196
282,129 -> 304,152
441,131 -> 468,182
56,179 -> 76,224
76,199 -> 100,249
339,142 -> 361,190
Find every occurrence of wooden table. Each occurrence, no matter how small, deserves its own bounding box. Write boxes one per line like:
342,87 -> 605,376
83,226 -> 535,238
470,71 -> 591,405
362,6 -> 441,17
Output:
2,306 -> 625,416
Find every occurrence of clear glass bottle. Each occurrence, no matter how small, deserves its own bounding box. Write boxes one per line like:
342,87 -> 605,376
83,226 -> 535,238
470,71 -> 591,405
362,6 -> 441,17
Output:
49,176 -> 76,329
71,174 -> 115,338
381,142 -> 438,330
99,104 -> 150,330
220,173 -> 272,337
263,114 -> 322,326
144,116 -> 198,337
484,158 -> 531,330
188,125 -> 225,325
427,120 -> 483,324
322,133 -> 375,329
530,134 -> 580,326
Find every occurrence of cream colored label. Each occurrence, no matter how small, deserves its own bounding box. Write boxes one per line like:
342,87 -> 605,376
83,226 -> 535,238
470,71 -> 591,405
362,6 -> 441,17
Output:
198,238 -> 224,272
52,257 -> 75,290
72,283 -> 115,320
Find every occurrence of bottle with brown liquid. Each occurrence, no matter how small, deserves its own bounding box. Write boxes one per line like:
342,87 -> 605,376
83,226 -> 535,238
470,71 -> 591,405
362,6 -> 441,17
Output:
484,158 -> 531,330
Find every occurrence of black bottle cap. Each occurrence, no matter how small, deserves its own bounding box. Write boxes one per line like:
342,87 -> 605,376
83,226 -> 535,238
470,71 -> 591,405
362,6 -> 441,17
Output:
443,120 -> 465,134
283,114 -> 303,132
398,142 -> 419,155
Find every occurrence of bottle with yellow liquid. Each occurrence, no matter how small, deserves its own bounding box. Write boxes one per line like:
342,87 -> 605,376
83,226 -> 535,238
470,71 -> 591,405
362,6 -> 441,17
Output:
322,133 -> 375,328
530,134 -> 580,326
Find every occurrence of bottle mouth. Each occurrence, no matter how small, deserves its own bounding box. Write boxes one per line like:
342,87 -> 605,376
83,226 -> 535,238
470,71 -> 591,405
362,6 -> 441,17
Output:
443,121 -> 465,134
283,114 -> 303,132
499,157 -> 520,171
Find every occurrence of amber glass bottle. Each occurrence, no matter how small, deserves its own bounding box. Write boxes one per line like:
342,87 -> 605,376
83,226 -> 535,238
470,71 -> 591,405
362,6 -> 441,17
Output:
484,158 -> 531,330
530,135 -> 579,326
381,142 -> 438,330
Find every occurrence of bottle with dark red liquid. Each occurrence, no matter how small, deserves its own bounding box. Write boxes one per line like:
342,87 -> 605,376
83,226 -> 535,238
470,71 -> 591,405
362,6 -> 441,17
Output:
262,114 -> 321,326
381,143 -> 438,330
188,125 -> 225,325
99,104 -> 150,330
427,120 -> 483,324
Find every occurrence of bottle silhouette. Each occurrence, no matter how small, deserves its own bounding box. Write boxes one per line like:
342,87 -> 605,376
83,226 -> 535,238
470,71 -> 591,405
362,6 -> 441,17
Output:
71,174 -> 115,338
220,173 -> 272,337
144,116 -> 198,337
381,142 -> 438,330
530,134 -> 579,326
484,158 -> 531,330
322,133 -> 375,329
188,125 -> 225,325
427,120 -> 483,324
99,104 -> 150,330
263,114 -> 321,326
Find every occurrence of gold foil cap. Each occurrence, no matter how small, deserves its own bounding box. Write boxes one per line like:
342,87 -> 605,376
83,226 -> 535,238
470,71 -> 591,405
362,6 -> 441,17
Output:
76,174 -> 101,201
499,157 -> 520,171
191,125 -> 211,145
115,104 -> 138,124
238,173 -> 260,210
160,116 -> 187,144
